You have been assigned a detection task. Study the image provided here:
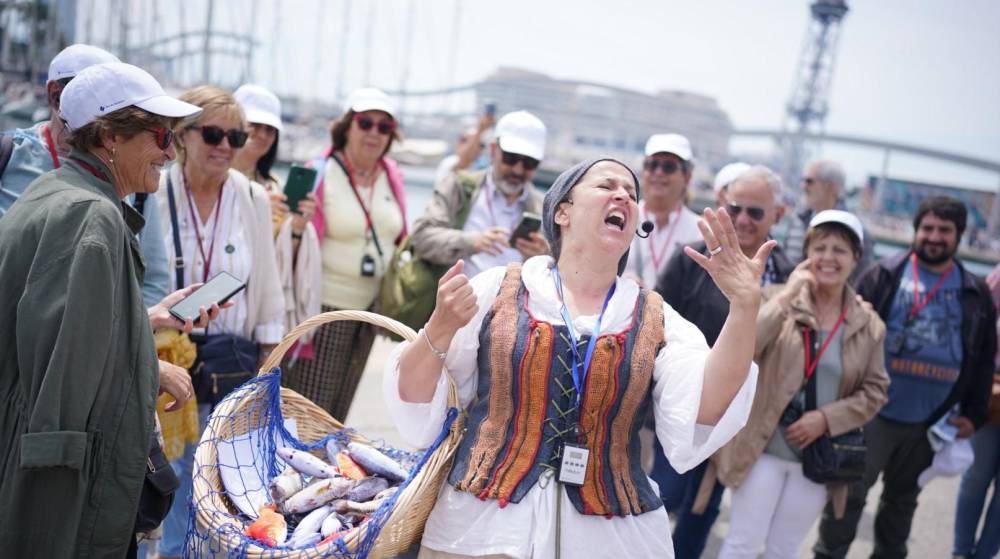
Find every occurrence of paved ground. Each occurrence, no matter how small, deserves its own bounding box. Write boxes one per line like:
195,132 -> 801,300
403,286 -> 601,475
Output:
348,336 -> 972,559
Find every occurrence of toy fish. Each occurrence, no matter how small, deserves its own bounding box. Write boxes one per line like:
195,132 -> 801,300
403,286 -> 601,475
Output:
336,451 -> 367,480
283,477 -> 354,514
244,504 -> 287,548
287,532 -> 322,549
347,443 -> 408,482
324,438 -> 347,465
347,476 -> 389,502
291,504 -> 331,542
321,512 -> 343,537
268,466 -> 304,505
277,447 -> 339,479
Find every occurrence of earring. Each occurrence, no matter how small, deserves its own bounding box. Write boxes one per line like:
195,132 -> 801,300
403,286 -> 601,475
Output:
109,147 -> 116,166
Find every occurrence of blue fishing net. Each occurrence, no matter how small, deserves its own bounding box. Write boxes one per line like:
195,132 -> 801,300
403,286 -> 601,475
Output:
185,368 -> 458,558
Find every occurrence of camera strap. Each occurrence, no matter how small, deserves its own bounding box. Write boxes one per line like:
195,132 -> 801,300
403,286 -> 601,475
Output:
330,152 -> 384,259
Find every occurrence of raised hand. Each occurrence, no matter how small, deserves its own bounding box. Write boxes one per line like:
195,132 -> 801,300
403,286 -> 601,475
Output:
683,207 -> 775,309
427,259 -> 479,341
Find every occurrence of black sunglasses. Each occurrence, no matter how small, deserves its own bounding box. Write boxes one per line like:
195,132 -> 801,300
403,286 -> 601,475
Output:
145,127 -> 174,150
727,203 -> 766,221
353,114 -> 397,135
643,159 -> 683,175
188,125 -> 248,148
500,151 -> 540,171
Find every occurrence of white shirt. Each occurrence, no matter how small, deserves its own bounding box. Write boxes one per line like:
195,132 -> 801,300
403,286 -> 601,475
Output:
383,255 -> 757,559
624,201 -> 703,289
461,172 -> 531,278
161,171 -> 284,344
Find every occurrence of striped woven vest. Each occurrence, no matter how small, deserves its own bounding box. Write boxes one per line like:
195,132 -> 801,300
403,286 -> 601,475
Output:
447,263 -> 666,516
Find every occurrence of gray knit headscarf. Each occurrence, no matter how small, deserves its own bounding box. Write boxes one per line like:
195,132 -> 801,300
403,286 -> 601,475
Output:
542,157 -> 640,276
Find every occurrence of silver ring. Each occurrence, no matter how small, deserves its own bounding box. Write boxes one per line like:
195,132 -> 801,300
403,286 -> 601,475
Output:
710,245 -> 723,256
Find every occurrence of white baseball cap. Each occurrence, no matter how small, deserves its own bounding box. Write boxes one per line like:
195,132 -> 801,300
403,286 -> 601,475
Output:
809,209 -> 864,244
346,87 -> 396,117
644,133 -> 693,161
234,84 -> 283,132
713,162 -> 752,193
917,439 -> 974,488
48,44 -> 120,83
495,110 -> 546,161
60,62 -> 202,130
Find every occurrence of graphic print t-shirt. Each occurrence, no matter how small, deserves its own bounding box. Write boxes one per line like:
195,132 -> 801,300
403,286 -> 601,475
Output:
879,260 -> 963,423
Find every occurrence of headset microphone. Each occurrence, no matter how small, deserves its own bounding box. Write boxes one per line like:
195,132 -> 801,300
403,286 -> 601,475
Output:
636,221 -> 654,238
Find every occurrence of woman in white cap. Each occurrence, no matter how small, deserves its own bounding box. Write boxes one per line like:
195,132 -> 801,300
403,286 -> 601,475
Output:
154,85 -> 286,559
712,210 -> 890,559
0,62 -> 208,558
385,158 -> 768,559
232,83 -> 321,346
283,87 -> 408,421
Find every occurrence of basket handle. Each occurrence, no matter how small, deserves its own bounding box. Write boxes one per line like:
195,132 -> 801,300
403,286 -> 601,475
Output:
259,310 -> 460,410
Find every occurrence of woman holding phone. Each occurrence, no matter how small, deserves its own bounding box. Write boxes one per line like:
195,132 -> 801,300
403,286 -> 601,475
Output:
282,87 -> 407,421
711,210 -> 889,559
233,84 -> 320,340
154,84 -> 285,559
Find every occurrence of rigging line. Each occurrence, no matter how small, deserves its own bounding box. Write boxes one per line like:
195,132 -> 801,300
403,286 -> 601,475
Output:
335,0 -> 352,102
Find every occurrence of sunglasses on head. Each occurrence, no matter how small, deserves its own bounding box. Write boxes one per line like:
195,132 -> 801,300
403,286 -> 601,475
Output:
145,127 -> 174,150
188,125 -> 248,148
727,203 -> 766,221
500,151 -> 540,171
353,114 -> 397,135
643,159 -> 683,175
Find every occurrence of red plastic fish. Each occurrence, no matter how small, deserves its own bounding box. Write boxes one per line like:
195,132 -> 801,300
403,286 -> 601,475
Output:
336,451 -> 367,480
244,504 -> 287,547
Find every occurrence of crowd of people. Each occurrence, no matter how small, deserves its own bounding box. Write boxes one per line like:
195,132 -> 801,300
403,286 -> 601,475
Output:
0,43 -> 997,559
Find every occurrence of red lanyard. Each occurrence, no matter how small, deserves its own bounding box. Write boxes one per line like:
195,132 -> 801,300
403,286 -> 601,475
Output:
909,253 -> 954,320
342,154 -> 377,233
183,175 -> 225,283
646,205 -> 683,271
69,157 -> 108,181
803,305 -> 849,380
41,124 -> 60,168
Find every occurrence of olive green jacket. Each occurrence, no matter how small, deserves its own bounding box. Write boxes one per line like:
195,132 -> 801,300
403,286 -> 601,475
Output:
0,150 -> 159,558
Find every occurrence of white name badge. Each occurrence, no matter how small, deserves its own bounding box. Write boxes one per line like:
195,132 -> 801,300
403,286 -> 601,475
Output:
558,444 -> 589,486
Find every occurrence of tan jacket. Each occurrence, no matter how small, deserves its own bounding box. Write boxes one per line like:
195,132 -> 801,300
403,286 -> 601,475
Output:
410,169 -> 545,266
694,283 -> 890,518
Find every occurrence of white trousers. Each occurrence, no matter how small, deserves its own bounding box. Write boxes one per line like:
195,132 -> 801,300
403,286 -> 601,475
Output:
719,453 -> 828,559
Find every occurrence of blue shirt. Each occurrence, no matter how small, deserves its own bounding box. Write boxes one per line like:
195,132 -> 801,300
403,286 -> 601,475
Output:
880,259 -> 964,423
0,122 -> 169,307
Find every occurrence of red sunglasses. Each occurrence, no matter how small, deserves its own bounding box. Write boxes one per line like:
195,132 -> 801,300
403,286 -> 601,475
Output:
353,114 -> 396,135
145,127 -> 174,150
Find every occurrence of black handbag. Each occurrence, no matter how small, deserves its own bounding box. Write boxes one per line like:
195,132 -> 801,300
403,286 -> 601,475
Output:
799,326 -> 867,484
135,435 -> 180,533
190,333 -> 258,408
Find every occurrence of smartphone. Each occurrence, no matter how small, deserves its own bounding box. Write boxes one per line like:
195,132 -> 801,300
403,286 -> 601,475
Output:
284,165 -> 317,215
509,212 -> 542,245
484,102 -> 497,117
169,271 -> 247,324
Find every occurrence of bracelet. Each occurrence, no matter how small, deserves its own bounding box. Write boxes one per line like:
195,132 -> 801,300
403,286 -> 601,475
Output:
421,327 -> 447,360
291,233 -> 302,240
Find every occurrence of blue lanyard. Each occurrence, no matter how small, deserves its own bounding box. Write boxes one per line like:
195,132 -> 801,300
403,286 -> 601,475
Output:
552,267 -> 617,411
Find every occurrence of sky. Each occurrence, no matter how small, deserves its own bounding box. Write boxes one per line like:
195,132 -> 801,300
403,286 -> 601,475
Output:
101,0 -> 1000,190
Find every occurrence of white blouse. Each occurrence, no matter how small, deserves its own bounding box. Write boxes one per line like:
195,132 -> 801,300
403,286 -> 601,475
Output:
383,255 -> 758,559
159,167 -> 285,344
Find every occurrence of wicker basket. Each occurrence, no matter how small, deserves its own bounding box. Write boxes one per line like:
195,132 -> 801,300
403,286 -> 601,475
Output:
190,310 -> 464,558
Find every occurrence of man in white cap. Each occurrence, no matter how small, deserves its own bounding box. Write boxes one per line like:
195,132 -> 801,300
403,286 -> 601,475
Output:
412,110 -> 549,278
0,44 -> 171,308
713,161 -> 751,207
623,133 -> 703,289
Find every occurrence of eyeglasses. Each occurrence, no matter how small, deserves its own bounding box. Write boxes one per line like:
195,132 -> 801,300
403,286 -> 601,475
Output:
353,114 -> 397,135
145,127 -> 174,150
643,159 -> 683,175
500,151 -> 540,171
727,203 -> 766,221
188,125 -> 248,148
